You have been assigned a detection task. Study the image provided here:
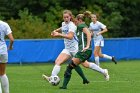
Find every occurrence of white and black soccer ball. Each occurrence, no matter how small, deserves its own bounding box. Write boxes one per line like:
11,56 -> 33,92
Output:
49,76 -> 60,86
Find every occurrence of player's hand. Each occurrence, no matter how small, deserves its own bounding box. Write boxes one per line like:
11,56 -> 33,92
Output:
51,31 -> 55,36
8,46 -> 13,50
81,46 -> 89,52
96,32 -> 101,36
53,32 -> 61,37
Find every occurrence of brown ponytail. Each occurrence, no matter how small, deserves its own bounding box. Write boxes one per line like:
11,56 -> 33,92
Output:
76,10 -> 93,21
76,14 -> 85,20
83,11 -> 92,18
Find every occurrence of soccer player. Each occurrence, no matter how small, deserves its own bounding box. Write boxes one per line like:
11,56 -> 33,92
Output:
0,20 -> 14,93
60,13 -> 109,89
86,11 -> 117,66
42,10 -> 89,84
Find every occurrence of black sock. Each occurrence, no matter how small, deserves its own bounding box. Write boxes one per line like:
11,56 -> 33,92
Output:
61,65 -> 73,88
75,66 -> 88,82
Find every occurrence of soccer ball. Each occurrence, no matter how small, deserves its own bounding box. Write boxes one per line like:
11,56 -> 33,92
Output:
49,76 -> 60,86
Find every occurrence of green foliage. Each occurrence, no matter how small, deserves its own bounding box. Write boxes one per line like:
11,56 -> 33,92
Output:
105,12 -> 124,37
0,0 -> 139,38
7,9 -> 50,39
45,2 -> 63,31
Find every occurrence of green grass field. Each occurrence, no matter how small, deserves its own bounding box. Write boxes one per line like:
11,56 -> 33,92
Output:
7,60 -> 140,93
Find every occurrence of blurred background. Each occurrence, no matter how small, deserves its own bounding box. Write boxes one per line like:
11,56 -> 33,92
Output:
0,0 -> 140,39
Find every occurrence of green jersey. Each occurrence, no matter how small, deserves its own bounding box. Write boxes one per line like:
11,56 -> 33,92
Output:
76,23 -> 92,51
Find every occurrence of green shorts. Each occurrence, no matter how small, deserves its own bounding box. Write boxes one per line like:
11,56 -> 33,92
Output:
74,49 -> 92,62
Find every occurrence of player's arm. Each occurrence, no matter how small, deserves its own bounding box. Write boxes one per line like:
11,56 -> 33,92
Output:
82,27 -> 91,51
51,28 -> 61,36
7,33 -> 14,50
97,22 -> 108,36
53,28 -> 61,32
88,26 -> 94,37
97,27 -> 108,35
53,31 -> 74,40
89,29 -> 94,37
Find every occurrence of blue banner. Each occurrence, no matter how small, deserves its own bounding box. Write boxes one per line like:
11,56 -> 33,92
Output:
7,38 -> 140,63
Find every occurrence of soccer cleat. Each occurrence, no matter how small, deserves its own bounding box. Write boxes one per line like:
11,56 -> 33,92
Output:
83,79 -> 90,84
59,86 -> 67,89
104,69 -> 109,81
42,74 -> 50,82
112,56 -> 117,64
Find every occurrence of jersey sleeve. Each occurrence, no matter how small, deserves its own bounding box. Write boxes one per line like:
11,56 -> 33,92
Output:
60,22 -> 64,31
98,21 -> 106,29
5,23 -> 12,35
68,22 -> 77,33
89,22 -> 92,31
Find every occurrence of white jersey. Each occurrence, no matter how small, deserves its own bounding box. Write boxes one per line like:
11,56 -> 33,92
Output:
0,20 -> 12,54
89,21 -> 106,41
61,21 -> 78,52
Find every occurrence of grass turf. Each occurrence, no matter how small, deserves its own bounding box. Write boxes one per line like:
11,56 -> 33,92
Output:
6,60 -> 140,93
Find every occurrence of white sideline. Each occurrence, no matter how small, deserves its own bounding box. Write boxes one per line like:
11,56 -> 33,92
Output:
91,81 -> 139,83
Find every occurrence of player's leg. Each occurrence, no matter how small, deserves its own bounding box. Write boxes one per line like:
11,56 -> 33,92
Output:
100,53 -> 117,64
71,52 -> 89,84
60,50 -> 92,89
82,61 -> 109,81
0,54 -> 9,93
42,49 -> 71,81
51,50 -> 71,76
0,83 -> 2,93
60,58 -> 80,89
74,65 -> 89,84
99,53 -> 117,64
98,41 -> 117,64
94,46 -> 100,66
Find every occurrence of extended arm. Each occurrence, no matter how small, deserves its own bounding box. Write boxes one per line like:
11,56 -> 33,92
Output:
7,33 -> 14,50
82,27 -> 91,51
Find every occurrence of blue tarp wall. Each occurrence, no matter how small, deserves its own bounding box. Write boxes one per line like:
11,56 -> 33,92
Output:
7,38 -> 140,63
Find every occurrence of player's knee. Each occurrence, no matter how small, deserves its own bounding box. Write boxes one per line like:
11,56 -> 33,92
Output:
99,53 -> 103,58
94,51 -> 99,56
64,61 -> 76,78
70,60 -> 77,68
55,59 -> 63,65
82,63 -> 89,68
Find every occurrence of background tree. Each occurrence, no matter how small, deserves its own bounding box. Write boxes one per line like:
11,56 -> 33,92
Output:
0,0 -> 139,39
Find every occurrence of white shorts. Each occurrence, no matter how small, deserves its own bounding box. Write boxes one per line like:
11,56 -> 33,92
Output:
61,49 -> 77,57
0,54 -> 8,63
94,40 -> 104,47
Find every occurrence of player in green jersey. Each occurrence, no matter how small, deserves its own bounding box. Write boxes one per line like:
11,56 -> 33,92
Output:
60,13 -> 109,89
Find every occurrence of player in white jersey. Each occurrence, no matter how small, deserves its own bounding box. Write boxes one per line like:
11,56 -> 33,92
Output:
60,13 -> 109,89
42,10 -> 89,84
0,20 -> 14,93
88,13 -> 117,66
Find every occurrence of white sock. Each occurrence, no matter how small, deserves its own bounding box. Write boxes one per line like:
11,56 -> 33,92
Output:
103,54 -> 112,60
95,56 -> 100,66
0,74 -> 9,93
51,65 -> 61,76
89,63 -> 105,74
0,83 -> 2,93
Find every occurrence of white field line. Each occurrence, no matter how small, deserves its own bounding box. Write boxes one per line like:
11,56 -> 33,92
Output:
91,81 -> 140,83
